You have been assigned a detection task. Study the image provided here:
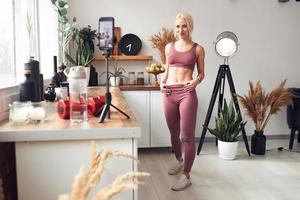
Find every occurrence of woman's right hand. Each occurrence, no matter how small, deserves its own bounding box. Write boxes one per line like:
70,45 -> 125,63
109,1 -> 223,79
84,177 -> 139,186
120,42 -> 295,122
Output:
160,83 -> 171,96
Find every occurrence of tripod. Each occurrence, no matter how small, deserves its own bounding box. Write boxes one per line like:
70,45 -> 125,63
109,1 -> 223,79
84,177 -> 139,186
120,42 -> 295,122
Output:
97,49 -> 130,123
196,64 -> 251,156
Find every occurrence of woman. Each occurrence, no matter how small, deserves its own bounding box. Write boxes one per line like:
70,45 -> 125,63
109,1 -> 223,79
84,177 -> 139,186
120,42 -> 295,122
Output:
161,12 -> 205,191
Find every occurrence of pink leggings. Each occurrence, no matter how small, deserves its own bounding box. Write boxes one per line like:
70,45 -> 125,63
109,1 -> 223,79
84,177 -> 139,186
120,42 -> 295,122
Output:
163,84 -> 198,174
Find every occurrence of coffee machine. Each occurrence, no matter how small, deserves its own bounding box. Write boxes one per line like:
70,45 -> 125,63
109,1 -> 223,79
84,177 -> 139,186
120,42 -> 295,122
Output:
20,57 -> 43,102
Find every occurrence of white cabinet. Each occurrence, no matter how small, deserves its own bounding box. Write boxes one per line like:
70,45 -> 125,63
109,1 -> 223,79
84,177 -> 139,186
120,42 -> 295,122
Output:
122,90 -> 170,147
150,91 -> 171,147
122,91 -> 150,147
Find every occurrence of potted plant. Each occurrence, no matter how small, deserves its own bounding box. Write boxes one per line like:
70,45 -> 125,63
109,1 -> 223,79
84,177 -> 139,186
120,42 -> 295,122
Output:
100,64 -> 127,87
64,29 -> 95,85
237,80 -> 293,155
65,29 -> 94,67
207,100 -> 246,160
79,25 -> 97,53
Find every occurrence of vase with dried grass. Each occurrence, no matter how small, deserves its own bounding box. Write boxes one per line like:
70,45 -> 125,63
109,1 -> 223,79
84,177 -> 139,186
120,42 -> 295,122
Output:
149,27 -> 176,64
237,79 -> 293,155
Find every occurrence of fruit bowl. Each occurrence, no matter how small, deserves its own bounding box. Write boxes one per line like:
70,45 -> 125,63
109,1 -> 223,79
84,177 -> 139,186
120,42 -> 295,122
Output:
146,63 -> 165,86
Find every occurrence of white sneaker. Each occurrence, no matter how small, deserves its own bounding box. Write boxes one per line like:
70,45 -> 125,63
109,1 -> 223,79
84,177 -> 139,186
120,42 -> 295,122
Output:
168,160 -> 184,175
171,174 -> 192,191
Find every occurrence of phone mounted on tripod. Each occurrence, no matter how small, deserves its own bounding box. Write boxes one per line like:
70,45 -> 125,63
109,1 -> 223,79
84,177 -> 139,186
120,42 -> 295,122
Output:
97,17 -> 129,123
99,17 -> 115,56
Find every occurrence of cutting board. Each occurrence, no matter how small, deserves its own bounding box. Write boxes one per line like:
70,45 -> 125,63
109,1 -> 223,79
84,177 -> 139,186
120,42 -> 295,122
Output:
113,27 -> 121,55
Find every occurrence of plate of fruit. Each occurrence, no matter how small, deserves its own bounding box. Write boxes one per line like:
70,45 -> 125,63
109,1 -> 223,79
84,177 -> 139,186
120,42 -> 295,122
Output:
146,63 -> 165,86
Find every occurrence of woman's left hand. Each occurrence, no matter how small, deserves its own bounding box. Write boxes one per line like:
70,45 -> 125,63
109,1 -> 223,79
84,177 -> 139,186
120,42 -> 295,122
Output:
183,79 -> 199,92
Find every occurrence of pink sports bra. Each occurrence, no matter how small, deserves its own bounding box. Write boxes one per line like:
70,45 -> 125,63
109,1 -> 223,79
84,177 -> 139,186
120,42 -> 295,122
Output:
168,42 -> 197,71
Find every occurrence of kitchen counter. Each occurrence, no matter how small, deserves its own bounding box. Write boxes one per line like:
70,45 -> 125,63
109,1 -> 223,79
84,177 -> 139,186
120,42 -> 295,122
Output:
0,87 -> 140,142
0,87 -> 140,200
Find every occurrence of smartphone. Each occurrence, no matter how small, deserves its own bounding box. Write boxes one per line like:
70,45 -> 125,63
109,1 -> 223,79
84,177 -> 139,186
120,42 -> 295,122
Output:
98,17 -> 115,50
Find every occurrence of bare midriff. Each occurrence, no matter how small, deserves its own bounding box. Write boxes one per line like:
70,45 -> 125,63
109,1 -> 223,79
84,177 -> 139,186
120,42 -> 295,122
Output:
166,66 -> 193,85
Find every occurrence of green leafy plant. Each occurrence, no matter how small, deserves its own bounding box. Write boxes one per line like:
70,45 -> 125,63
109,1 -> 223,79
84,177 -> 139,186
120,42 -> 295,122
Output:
79,25 -> 97,53
64,29 -> 94,66
50,0 -> 77,64
100,64 -> 127,81
207,100 -> 247,142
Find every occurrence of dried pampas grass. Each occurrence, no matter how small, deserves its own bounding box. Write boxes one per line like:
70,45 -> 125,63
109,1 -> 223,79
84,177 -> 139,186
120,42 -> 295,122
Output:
237,79 -> 293,131
58,141 -> 150,200
149,27 -> 176,64
92,172 -> 150,200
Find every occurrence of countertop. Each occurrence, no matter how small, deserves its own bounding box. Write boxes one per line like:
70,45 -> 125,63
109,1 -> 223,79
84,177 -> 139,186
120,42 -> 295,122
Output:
0,87 -> 140,142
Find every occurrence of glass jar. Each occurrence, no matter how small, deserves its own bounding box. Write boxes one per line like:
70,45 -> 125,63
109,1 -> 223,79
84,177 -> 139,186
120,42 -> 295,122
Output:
9,101 -> 30,125
28,102 -> 46,122
9,101 -> 46,124
136,72 -> 145,85
128,72 -> 136,85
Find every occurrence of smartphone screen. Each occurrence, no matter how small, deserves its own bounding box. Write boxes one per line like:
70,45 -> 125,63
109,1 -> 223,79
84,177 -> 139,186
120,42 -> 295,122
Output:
99,17 -> 115,50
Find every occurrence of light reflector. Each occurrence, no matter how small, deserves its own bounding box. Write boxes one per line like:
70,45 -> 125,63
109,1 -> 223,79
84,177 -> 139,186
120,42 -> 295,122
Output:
215,31 -> 238,58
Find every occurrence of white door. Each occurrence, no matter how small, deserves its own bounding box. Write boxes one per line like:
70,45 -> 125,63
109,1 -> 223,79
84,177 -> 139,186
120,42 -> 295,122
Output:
150,91 -> 171,147
123,91 -> 150,147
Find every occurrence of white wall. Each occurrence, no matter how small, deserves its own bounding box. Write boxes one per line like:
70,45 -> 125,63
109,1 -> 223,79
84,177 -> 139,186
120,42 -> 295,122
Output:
69,0 -> 300,136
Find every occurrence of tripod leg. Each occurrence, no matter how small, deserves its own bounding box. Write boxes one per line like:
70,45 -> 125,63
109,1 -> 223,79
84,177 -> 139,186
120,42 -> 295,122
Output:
98,104 -> 110,123
95,104 -> 105,117
110,104 -> 130,119
225,67 -> 251,156
197,67 -> 223,155
218,67 -> 226,114
216,67 -> 226,146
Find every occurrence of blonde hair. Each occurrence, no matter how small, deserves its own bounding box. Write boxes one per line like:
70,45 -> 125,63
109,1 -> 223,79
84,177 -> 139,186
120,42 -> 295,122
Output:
174,12 -> 194,33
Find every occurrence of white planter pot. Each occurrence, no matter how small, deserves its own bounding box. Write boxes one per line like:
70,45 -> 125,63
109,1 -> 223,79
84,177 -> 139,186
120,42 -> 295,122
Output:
65,66 -> 90,86
218,140 -> 239,160
110,77 -> 120,87
85,67 -> 90,86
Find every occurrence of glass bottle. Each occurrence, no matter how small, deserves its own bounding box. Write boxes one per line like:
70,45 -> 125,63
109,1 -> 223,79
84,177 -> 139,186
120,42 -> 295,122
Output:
128,72 -> 136,85
137,72 -> 144,85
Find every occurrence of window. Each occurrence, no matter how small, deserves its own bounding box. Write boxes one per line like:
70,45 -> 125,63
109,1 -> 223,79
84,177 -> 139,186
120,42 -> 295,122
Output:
0,0 -> 58,88
0,0 -> 58,121
38,0 -> 59,77
0,1 -> 15,86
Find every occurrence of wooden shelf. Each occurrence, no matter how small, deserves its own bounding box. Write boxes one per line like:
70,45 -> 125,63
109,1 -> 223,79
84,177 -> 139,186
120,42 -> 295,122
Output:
95,55 -> 153,61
